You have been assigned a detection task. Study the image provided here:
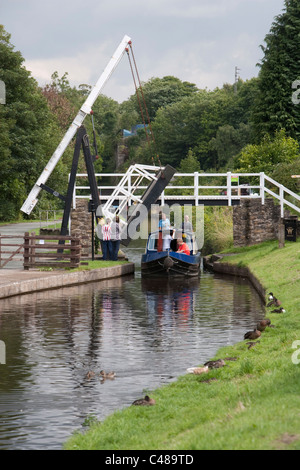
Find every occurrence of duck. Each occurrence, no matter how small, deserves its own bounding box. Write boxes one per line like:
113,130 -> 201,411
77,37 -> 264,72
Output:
271,307 -> 286,314
268,292 -> 274,301
257,319 -> 271,332
85,371 -> 95,379
246,341 -> 260,350
132,395 -> 156,406
186,366 -> 209,375
244,329 -> 261,341
99,370 -> 116,379
267,293 -> 281,307
204,359 -> 226,369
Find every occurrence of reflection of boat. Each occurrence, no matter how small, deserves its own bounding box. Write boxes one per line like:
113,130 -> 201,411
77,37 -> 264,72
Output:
141,230 -> 201,277
141,276 -> 199,294
141,276 -> 198,320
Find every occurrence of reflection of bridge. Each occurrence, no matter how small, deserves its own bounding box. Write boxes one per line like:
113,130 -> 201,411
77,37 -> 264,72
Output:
73,167 -> 300,218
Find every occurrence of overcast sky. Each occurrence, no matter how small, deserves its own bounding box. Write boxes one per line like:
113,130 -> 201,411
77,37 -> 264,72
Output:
1,0 -> 285,103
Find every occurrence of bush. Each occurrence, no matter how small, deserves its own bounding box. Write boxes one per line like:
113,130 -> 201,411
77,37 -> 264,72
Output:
203,207 -> 233,255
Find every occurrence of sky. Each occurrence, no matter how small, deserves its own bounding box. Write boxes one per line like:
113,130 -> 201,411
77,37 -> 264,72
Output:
1,0 -> 285,103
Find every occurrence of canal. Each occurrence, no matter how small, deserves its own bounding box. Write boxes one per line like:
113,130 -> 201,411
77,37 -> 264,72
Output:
0,248 -> 265,450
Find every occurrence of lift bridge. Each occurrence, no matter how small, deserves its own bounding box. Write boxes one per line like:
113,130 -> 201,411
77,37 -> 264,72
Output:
20,35 -> 300,247
74,168 -> 300,218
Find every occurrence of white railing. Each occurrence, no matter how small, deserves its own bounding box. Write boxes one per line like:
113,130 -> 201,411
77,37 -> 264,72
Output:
73,171 -> 300,217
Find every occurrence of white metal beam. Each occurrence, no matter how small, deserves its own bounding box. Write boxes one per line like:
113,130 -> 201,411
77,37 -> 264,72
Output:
21,35 -> 131,215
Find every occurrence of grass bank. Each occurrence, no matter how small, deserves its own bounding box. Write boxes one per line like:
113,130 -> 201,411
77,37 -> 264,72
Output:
64,239 -> 300,450
70,260 -> 129,271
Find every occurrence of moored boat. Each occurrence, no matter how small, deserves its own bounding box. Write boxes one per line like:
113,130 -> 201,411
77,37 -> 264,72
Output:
141,229 -> 201,277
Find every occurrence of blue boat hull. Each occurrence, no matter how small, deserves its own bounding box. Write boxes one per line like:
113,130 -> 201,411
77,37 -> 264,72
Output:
141,251 -> 201,277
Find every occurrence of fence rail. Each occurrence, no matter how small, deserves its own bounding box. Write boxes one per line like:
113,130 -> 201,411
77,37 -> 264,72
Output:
0,235 -> 24,268
73,171 -> 300,217
0,233 -> 83,269
23,233 -> 81,270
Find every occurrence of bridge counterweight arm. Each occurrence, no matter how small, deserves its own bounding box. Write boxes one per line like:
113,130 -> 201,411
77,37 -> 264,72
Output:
21,35 -> 131,215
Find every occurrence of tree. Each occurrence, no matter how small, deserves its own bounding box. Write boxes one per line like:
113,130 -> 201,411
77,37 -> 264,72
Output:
271,157 -> 300,192
235,129 -> 299,174
209,123 -> 252,169
253,0 -> 300,141
41,73 -> 76,131
171,149 -> 202,196
129,76 -> 198,122
0,25 -> 62,220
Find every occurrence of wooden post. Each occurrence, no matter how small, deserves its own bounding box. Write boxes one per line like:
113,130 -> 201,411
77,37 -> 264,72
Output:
71,237 -> 81,267
278,222 -> 285,249
24,232 -> 30,270
30,232 -> 36,267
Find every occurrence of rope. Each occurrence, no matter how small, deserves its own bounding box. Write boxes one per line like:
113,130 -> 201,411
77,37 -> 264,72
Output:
126,47 -> 154,164
126,42 -> 162,169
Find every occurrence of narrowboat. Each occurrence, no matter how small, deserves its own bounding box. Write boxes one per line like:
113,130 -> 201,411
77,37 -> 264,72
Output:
141,229 -> 201,277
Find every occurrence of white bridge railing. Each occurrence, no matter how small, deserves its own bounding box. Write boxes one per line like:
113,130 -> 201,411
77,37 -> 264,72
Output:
73,171 -> 300,218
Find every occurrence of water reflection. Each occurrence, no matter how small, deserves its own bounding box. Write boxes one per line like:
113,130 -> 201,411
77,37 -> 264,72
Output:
0,253 -> 265,450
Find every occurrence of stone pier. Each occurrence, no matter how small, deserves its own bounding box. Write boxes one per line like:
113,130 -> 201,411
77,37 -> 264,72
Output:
71,199 -> 93,255
233,198 -> 282,247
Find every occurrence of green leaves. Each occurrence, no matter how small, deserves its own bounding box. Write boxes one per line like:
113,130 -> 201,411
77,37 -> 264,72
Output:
0,25 -> 62,220
253,1 -> 300,141
236,129 -> 299,174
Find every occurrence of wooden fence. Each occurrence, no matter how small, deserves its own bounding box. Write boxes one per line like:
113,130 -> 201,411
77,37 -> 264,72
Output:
0,233 -> 85,270
0,235 -> 24,268
23,232 -> 82,270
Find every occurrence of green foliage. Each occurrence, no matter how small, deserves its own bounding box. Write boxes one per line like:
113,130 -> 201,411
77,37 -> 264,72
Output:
203,207 -> 233,255
235,129 -> 299,173
253,0 -> 300,140
152,81 -> 256,170
0,25 -> 63,220
209,123 -> 252,169
129,76 -> 199,121
271,157 -> 300,192
168,149 -> 201,196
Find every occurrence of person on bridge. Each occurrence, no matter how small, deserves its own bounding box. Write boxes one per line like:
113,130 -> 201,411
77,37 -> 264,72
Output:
176,238 -> 190,255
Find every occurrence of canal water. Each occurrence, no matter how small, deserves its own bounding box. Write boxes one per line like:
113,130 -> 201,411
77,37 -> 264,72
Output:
0,248 -> 265,450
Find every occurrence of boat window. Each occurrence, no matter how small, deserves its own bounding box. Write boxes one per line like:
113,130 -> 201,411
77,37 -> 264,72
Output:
147,233 -> 158,251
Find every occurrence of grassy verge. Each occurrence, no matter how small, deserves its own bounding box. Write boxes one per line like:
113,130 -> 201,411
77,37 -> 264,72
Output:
64,239 -> 300,450
70,260 -> 129,271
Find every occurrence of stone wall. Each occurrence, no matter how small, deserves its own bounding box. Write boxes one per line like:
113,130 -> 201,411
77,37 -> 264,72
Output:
233,198 -> 283,247
71,199 -> 92,255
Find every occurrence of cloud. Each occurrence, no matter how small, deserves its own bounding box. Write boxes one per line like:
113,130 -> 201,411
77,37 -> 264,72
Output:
5,0 -> 285,102
25,42 -> 109,86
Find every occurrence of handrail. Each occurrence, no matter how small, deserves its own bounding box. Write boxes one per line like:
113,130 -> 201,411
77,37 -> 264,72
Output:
73,171 -> 300,217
